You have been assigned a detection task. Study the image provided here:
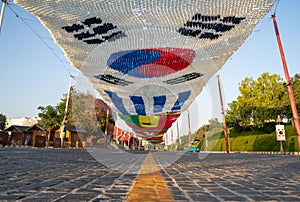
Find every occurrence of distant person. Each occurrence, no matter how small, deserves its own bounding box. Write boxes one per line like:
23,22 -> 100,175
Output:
24,135 -> 30,146
60,122 -> 66,148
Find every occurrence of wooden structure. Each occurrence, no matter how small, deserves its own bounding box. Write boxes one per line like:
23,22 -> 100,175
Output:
5,124 -> 48,147
26,124 -> 48,147
0,131 -> 9,147
54,124 -> 87,148
3,123 -> 88,148
5,125 -> 29,146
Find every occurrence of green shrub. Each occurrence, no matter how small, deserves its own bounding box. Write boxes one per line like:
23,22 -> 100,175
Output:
285,125 -> 297,136
192,124 -> 299,152
230,135 -> 257,151
252,134 -> 279,151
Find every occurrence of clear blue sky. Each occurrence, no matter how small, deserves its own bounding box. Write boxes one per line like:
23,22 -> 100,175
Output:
0,1 -> 299,135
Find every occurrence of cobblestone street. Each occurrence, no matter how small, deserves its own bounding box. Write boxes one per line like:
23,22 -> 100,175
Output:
0,148 -> 299,201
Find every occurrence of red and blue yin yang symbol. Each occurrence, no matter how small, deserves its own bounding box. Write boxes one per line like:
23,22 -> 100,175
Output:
107,48 -> 195,78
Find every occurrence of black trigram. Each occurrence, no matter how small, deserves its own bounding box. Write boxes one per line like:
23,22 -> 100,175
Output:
62,17 -> 126,45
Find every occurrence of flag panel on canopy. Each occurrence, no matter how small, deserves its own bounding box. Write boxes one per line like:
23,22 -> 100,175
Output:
119,114 -> 180,130
119,113 -> 180,139
14,0 -> 274,114
14,0 -> 274,141
135,132 -> 165,139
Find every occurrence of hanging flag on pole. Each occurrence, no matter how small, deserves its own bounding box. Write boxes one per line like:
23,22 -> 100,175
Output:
275,125 -> 286,141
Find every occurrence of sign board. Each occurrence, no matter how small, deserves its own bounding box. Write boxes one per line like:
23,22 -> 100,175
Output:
275,125 -> 286,141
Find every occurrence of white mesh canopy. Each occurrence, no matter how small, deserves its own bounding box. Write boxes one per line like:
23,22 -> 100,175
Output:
15,0 -> 274,116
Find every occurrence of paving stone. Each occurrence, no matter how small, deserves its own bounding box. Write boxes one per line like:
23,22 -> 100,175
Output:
92,198 -> 110,202
105,189 -> 128,194
172,194 -> 189,201
1,194 -> 32,201
277,196 -> 300,201
0,148 -> 299,201
61,193 -> 98,200
189,194 -> 220,202
219,195 -> 249,201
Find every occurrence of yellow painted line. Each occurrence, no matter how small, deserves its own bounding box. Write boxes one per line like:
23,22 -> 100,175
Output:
126,152 -> 174,202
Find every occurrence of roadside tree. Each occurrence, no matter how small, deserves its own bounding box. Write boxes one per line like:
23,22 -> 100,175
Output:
0,113 -> 6,130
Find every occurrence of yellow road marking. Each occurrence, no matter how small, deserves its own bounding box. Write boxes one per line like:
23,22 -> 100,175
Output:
126,152 -> 174,202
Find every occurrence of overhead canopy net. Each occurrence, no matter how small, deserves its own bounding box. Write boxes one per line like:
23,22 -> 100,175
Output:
15,0 -> 274,143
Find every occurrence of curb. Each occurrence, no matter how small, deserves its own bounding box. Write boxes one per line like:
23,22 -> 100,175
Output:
199,151 -> 300,156
238,151 -> 300,156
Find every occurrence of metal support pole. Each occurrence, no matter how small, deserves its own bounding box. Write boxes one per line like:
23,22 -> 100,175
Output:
217,75 -> 230,154
280,141 -> 284,152
177,121 -> 180,151
272,14 -> 300,150
187,110 -> 191,147
104,109 -> 109,136
0,1 -> 7,34
61,75 -> 73,148
165,132 -> 168,151
64,76 -> 73,119
104,109 -> 109,148
205,132 -> 208,151
171,128 -> 174,151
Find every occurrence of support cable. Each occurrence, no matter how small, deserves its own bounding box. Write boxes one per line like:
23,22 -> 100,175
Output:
6,4 -> 78,77
273,0 -> 281,15
219,1 -> 279,68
